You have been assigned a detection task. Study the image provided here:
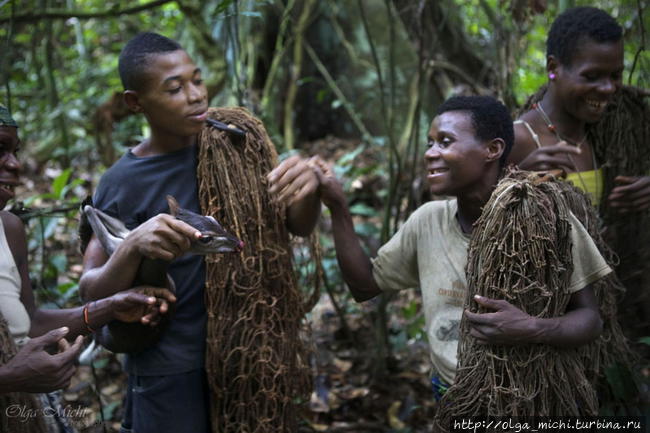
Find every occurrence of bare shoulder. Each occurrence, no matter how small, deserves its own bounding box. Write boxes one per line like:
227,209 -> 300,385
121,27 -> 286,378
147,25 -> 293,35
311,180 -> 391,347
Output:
0,210 -> 27,266
508,111 -> 539,165
0,210 -> 25,237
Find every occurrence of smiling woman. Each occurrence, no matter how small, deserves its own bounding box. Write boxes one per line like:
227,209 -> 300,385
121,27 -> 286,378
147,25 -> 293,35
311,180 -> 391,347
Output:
509,6 -> 650,347
313,96 -> 610,416
508,7 -> 630,206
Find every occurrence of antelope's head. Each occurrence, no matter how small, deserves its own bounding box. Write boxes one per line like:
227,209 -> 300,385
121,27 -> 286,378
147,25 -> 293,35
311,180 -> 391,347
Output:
166,195 -> 244,255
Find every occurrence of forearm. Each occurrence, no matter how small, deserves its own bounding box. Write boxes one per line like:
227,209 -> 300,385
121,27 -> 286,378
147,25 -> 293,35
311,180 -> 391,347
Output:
531,306 -> 602,348
286,192 -> 321,237
29,299 -> 115,340
79,241 -> 141,301
328,202 -> 381,302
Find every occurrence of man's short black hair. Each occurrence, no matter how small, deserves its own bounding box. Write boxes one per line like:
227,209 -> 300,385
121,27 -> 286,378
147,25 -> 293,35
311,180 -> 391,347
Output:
437,95 -> 514,167
547,7 -> 622,66
118,32 -> 183,91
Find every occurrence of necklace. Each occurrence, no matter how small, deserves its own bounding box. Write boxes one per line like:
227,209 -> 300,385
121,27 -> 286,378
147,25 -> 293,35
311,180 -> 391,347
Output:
532,102 -> 601,203
533,102 -> 587,149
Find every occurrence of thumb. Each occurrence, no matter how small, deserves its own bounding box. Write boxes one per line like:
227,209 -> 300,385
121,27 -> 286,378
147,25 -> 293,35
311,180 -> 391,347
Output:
308,157 -> 326,181
55,335 -> 84,365
312,157 -> 335,180
473,295 -> 503,311
311,163 -> 326,184
123,292 -> 157,305
614,175 -> 636,185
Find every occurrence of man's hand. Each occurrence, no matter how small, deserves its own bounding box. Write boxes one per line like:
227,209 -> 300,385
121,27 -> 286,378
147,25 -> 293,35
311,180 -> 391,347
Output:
607,175 -> 650,213
0,327 -> 83,393
110,286 -> 177,326
124,214 -> 201,262
464,295 -> 540,345
516,141 -> 580,173
267,155 -> 320,207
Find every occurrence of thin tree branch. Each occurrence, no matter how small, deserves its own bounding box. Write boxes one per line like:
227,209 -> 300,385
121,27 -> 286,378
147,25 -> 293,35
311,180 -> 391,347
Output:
628,0 -> 646,84
10,205 -> 79,221
283,0 -> 315,150
0,0 -> 175,23
304,41 -> 373,142
428,59 -> 484,94
260,0 -> 296,113
2,0 -> 15,110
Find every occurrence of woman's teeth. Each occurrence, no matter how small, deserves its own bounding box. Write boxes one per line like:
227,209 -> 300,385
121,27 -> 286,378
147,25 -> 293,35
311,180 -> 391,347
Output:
586,99 -> 606,111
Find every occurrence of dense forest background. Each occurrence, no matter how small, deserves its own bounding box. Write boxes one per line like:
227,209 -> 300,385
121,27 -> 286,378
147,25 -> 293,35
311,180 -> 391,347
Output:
1,0 -> 648,431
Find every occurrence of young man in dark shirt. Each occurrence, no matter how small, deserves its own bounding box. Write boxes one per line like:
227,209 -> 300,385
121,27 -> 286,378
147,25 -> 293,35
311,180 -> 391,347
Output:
79,33 -> 321,433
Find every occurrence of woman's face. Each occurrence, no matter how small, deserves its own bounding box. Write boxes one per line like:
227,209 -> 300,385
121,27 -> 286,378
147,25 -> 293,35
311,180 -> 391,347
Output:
0,126 -> 21,209
551,38 -> 624,124
424,111 -> 492,198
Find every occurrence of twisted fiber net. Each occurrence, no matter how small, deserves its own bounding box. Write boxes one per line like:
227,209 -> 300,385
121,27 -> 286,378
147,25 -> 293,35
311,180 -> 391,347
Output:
554,180 -> 637,387
589,86 -> 650,338
519,86 -> 650,337
197,107 -> 316,433
0,312 -> 47,433
434,171 -> 597,431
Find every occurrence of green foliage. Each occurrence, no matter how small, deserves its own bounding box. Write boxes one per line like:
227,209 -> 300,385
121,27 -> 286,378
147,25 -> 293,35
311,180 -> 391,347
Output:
22,169 -> 84,306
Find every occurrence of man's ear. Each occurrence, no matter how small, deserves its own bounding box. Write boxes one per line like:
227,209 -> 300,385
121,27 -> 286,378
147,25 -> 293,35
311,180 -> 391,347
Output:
486,138 -> 505,163
123,90 -> 143,113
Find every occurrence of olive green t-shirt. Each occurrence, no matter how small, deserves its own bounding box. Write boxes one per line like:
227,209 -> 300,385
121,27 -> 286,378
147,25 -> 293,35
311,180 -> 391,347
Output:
372,199 -> 612,385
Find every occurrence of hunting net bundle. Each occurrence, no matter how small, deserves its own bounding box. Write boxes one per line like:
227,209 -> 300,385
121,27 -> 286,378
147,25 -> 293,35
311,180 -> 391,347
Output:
433,171 -> 597,431
590,86 -> 650,339
0,311 -> 47,433
196,107 -> 318,433
520,85 -> 650,339
554,180 -> 637,389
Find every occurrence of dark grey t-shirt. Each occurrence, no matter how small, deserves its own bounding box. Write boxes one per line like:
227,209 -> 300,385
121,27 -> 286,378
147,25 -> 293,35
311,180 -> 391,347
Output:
93,144 -> 206,376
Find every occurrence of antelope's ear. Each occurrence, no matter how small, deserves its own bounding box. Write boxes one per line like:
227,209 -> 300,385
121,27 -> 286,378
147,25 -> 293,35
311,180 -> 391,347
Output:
167,195 -> 180,217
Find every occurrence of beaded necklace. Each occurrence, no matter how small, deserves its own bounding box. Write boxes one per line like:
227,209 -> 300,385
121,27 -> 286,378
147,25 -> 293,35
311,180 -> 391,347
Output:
532,102 -> 601,202
533,102 -> 587,149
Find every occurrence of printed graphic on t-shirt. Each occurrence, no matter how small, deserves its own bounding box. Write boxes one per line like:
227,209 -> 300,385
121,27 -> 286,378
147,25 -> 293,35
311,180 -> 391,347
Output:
436,319 -> 460,341
437,279 -> 465,308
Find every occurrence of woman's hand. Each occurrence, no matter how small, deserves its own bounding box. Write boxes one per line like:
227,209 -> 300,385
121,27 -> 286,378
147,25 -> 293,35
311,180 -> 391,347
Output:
0,327 -> 83,393
516,141 -> 581,172
267,155 -> 320,207
607,175 -> 650,213
109,286 -> 176,326
464,295 -> 541,345
310,156 -> 346,210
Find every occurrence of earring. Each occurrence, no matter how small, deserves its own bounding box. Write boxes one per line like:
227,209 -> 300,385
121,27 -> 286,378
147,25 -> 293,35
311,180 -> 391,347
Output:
549,73 -> 556,80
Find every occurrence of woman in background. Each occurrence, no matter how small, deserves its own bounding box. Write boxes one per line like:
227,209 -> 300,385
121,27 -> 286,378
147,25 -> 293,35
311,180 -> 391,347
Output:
508,6 -> 650,339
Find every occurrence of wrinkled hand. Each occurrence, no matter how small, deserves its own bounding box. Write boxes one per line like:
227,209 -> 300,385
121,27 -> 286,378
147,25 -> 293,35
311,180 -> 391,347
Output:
125,214 -> 201,261
310,156 -> 346,209
110,286 -> 177,326
464,295 -> 539,345
2,327 -> 83,393
607,175 -> 650,213
517,141 -> 580,173
267,155 -> 320,207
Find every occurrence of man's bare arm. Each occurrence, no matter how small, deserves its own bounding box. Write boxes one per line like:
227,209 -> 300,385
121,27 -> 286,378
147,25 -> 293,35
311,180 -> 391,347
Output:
79,214 -> 201,301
